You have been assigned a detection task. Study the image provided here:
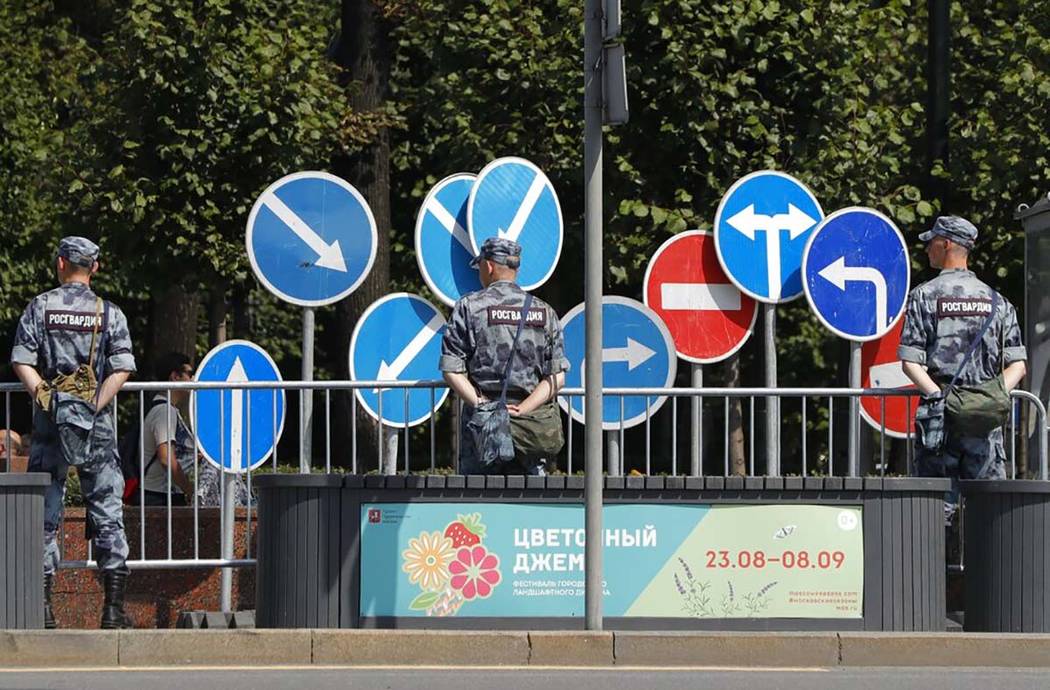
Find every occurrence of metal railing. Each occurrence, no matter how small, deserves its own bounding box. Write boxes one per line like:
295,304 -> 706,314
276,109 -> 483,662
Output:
1,381 -> 1046,579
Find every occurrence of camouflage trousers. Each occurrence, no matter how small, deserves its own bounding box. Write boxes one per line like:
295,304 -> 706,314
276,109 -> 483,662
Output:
29,410 -> 129,575
915,427 -> 1007,526
458,404 -> 547,476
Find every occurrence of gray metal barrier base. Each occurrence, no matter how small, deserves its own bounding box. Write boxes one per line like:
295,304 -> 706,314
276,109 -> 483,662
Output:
257,474 -> 949,631
961,480 -> 1050,632
0,473 -> 49,629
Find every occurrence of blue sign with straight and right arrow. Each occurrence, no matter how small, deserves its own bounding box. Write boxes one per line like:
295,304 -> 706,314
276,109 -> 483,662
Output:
714,170 -> 824,303
246,171 -> 378,307
468,157 -> 563,291
349,293 -> 450,427
559,297 -> 677,430
192,340 -> 286,473
415,173 -> 482,307
802,207 -> 910,342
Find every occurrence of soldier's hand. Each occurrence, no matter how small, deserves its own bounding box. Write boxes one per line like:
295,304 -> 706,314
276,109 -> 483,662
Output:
506,403 -> 522,416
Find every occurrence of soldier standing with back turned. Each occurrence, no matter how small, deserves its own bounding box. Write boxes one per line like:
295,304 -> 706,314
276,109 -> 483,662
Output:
11,237 -> 137,629
899,217 -> 1027,506
440,237 -> 569,475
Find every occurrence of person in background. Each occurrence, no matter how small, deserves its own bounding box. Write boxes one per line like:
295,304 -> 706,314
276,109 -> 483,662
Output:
140,352 -> 196,505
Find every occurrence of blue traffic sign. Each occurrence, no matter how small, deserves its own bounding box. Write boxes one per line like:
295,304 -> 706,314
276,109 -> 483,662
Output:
559,297 -> 677,430
192,340 -> 286,473
468,157 -> 563,291
246,171 -> 377,307
714,170 -> 824,303
415,173 -> 482,307
802,207 -> 910,342
349,293 -> 450,427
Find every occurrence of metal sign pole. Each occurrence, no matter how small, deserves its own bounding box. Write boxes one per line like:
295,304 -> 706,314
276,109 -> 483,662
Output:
848,341 -> 862,477
764,304 -> 779,475
691,363 -> 703,475
301,308 -> 314,474
583,0 -> 604,632
220,472 -> 237,611
606,430 -> 620,476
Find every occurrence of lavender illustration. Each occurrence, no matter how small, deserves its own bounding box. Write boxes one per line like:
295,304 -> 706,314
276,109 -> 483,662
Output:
744,581 -> 778,616
674,557 -> 715,617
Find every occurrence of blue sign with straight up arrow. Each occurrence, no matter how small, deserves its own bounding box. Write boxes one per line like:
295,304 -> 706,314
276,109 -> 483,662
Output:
415,173 -> 482,307
714,171 -> 824,303
192,340 -> 286,473
802,207 -> 910,342
559,297 -> 677,430
468,157 -> 563,291
246,171 -> 377,307
349,293 -> 450,427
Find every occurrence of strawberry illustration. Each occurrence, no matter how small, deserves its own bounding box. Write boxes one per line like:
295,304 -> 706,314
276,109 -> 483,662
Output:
443,513 -> 486,548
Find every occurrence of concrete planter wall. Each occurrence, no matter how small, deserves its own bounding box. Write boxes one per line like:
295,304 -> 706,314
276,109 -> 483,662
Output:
0,473 -> 49,629
256,474 -> 949,631
962,480 -> 1050,632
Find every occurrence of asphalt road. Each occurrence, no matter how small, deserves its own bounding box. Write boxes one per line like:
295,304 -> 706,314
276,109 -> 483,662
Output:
0,667 -> 1047,690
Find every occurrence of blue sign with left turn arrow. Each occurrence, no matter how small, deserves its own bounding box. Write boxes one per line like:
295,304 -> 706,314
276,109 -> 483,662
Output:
192,340 -> 286,473
468,157 -> 563,291
246,171 -> 377,307
802,207 -> 910,342
349,293 -> 450,427
559,297 -> 677,430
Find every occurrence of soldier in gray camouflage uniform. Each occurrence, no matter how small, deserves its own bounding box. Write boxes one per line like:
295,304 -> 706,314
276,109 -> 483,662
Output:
899,217 -> 1027,500
11,237 -> 137,629
440,237 -> 569,475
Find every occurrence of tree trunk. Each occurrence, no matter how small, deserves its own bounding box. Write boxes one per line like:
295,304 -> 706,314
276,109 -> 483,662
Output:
149,283 -> 199,375
208,284 -> 227,348
330,0 -> 393,471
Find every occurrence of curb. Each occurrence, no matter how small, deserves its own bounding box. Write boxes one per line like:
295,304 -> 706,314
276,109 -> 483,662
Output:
2,630 -> 1050,668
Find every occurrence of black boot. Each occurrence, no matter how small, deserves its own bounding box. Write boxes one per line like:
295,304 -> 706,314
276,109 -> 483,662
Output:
43,573 -> 56,629
100,571 -> 133,629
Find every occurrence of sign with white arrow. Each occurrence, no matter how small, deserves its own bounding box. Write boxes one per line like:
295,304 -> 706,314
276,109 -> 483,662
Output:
559,296 -> 677,430
467,157 -> 563,290
415,173 -> 482,307
714,170 -> 824,303
859,319 -> 920,438
246,171 -> 377,307
349,293 -> 450,427
802,207 -> 910,342
643,230 -> 757,363
192,340 -> 286,473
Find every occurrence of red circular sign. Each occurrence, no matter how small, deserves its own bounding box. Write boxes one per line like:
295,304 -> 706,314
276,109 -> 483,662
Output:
860,318 -> 920,438
643,231 -> 757,364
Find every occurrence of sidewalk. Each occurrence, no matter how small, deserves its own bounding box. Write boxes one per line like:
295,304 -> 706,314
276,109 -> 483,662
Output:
3,630 -> 1050,668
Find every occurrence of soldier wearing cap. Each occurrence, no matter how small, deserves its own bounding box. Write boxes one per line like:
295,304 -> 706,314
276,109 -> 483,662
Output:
11,237 -> 137,629
899,216 -> 1027,492
440,237 -> 569,474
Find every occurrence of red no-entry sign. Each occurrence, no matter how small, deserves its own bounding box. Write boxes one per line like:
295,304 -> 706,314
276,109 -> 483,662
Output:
860,318 -> 920,438
643,231 -> 757,364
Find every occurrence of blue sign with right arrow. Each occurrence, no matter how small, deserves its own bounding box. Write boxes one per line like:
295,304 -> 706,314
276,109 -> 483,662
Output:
415,173 -> 482,307
802,207 -> 910,342
246,171 -> 377,307
714,170 -> 824,303
559,297 -> 677,430
349,293 -> 450,427
468,157 -> 563,291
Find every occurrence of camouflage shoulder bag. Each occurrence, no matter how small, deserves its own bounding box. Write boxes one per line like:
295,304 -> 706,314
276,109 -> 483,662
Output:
466,294 -> 534,467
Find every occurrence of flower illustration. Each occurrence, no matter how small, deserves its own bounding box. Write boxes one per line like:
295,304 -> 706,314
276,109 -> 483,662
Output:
402,531 -> 457,592
448,545 -> 501,600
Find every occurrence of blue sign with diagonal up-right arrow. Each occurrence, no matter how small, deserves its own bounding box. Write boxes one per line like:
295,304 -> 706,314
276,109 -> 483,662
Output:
714,171 -> 824,303
468,157 -> 563,291
802,207 -> 910,342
